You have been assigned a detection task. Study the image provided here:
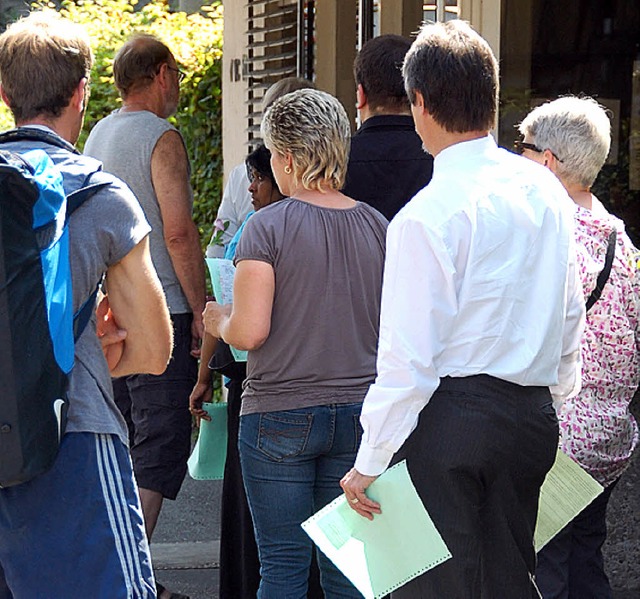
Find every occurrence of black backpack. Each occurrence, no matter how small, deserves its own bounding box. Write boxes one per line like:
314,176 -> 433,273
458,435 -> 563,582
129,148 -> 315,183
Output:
0,129 -> 109,487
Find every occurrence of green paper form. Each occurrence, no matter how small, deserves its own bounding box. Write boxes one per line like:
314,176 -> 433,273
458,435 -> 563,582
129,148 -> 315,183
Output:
205,257 -> 247,362
301,461 -> 451,599
187,402 -> 228,481
534,449 -> 603,552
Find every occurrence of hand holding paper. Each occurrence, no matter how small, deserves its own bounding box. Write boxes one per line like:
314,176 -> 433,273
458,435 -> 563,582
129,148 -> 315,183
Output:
205,258 -> 248,362
303,461 -> 451,599
340,468 -> 381,520
202,300 -> 231,339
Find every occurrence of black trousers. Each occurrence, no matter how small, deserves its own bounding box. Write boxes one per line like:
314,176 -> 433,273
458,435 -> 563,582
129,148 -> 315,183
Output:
391,375 -> 558,599
535,480 -> 617,599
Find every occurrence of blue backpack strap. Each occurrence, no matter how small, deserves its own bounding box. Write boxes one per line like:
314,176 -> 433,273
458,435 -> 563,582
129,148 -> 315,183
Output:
67,171 -> 112,340
73,280 -> 103,341
66,177 -> 111,218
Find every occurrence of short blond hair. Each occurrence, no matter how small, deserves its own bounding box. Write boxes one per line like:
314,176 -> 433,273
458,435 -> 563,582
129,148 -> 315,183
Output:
0,10 -> 92,122
261,89 -> 351,192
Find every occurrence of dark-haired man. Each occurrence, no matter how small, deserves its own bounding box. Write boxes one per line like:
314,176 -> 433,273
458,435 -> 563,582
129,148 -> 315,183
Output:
342,34 -> 433,220
342,20 -> 585,598
0,12 -> 172,597
84,35 -> 205,594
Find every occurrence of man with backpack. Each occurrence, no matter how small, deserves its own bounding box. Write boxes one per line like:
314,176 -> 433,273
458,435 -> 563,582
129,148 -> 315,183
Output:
0,11 -> 172,597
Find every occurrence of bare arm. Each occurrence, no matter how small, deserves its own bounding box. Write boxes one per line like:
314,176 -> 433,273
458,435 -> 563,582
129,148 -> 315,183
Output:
203,259 -> 274,351
151,129 -> 206,355
189,332 -> 217,423
105,236 -> 173,377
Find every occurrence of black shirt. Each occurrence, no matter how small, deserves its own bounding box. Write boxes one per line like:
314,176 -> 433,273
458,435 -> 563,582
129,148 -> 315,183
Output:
343,114 -> 434,220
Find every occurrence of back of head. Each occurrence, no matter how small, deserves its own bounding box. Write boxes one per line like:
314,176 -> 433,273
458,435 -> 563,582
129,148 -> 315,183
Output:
262,76 -> 316,113
261,88 -> 351,192
403,20 -> 498,133
114,34 -> 172,99
355,34 -> 411,113
0,10 -> 92,123
518,96 -> 611,189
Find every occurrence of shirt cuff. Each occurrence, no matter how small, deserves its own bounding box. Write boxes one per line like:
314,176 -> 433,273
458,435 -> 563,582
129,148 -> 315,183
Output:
354,441 -> 395,477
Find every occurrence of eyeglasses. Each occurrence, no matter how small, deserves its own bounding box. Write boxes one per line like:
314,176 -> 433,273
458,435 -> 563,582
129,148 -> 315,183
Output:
514,140 -> 564,163
167,66 -> 186,83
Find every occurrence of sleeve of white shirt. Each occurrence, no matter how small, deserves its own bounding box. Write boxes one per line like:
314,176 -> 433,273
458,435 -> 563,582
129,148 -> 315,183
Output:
206,164 -> 253,258
355,215 -> 457,476
549,236 -> 585,407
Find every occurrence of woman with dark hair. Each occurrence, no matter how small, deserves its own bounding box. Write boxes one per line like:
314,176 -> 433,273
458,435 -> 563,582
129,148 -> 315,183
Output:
189,144 -> 284,599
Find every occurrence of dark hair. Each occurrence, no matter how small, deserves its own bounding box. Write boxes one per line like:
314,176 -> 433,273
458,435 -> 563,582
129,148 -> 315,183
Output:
245,144 -> 277,187
403,21 -> 498,133
354,34 -> 411,112
113,34 -> 173,98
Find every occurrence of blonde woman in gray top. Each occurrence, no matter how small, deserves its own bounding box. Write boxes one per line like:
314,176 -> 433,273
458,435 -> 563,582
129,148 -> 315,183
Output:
201,89 -> 388,598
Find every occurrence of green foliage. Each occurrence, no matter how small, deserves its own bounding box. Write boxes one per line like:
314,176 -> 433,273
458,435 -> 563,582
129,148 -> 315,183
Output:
0,0 -> 223,248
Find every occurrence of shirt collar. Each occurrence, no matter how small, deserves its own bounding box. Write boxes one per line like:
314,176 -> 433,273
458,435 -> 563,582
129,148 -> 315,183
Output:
358,114 -> 415,132
434,134 -> 497,170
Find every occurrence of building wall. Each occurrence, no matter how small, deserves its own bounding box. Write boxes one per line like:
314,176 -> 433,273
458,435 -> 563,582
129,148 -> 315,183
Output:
220,0 -> 502,181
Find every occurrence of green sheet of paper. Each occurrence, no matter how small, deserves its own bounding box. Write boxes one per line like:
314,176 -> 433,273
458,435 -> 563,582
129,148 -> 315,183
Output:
187,402 -> 228,481
534,449 -> 604,552
302,461 -> 451,599
205,258 -> 247,362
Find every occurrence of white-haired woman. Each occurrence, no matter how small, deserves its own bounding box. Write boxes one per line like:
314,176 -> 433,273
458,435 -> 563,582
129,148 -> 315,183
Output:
518,96 -> 640,599
202,89 -> 388,598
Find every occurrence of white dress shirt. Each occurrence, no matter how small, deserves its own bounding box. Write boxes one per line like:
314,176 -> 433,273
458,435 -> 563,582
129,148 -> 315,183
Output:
355,135 -> 585,476
206,163 -> 253,258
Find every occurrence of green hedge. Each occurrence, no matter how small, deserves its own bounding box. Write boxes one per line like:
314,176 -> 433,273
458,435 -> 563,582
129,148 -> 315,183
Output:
0,0 -> 223,247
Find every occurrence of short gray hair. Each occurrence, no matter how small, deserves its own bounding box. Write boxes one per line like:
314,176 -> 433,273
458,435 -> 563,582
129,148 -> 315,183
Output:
262,76 -> 315,112
261,89 -> 351,192
518,96 -> 611,189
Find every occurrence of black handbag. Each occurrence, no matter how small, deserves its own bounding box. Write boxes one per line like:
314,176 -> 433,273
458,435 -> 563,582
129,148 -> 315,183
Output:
208,340 -> 247,381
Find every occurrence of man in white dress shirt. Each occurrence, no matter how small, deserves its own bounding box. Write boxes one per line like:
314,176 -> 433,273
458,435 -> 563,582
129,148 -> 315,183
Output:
341,20 -> 585,598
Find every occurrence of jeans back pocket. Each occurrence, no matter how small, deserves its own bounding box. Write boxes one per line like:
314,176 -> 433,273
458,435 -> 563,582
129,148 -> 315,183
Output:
257,411 -> 313,461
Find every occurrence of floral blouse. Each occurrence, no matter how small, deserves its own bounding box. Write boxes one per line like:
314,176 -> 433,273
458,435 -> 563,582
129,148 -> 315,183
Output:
558,205 -> 640,487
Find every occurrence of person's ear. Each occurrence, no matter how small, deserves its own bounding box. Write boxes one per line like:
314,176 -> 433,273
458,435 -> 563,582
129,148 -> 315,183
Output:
356,84 -> 366,110
413,90 -> 427,114
542,149 -> 555,170
0,85 -> 12,110
71,77 -> 88,113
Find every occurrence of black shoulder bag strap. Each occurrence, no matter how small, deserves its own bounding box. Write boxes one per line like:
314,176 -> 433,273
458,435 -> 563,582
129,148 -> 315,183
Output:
585,229 -> 617,312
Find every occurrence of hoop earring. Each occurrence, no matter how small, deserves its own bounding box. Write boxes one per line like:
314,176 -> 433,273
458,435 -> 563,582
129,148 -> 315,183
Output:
284,165 -> 292,175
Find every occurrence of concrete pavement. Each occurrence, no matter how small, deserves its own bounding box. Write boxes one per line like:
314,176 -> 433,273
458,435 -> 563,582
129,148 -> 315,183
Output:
151,476 -> 221,599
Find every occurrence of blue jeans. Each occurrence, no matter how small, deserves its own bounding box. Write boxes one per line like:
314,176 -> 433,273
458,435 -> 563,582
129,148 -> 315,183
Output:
239,403 -> 363,599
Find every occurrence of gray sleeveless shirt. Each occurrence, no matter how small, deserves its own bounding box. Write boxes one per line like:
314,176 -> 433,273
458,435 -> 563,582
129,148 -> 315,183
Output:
84,110 -> 191,313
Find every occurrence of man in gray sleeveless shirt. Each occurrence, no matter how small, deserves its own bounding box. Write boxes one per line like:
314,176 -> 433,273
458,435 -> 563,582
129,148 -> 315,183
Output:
84,34 -> 206,581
